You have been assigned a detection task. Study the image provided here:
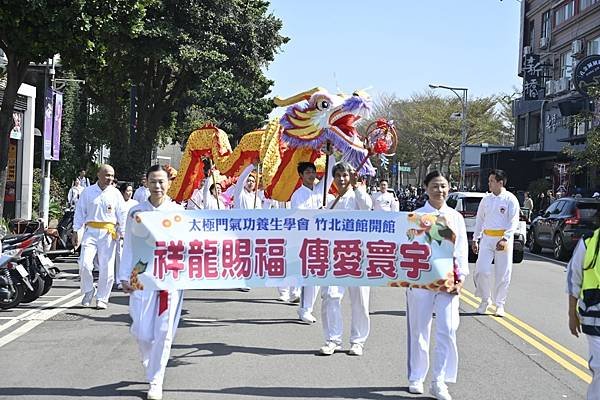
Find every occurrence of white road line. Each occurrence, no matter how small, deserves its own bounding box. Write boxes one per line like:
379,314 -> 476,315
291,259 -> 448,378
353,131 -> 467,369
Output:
0,296 -> 83,348
525,250 -> 568,266
0,289 -> 80,334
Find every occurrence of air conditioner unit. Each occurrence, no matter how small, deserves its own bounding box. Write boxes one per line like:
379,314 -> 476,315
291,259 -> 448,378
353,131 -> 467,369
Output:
545,80 -> 555,96
523,45 -> 532,55
555,77 -> 570,93
540,37 -> 550,49
571,39 -> 584,55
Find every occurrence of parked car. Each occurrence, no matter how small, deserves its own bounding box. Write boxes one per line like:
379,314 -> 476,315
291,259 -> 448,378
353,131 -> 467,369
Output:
446,192 -> 525,263
528,197 -> 600,261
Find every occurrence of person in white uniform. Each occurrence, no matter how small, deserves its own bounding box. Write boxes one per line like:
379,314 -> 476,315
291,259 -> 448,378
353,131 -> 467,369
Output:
133,177 -> 151,203
406,171 -> 469,400
320,161 -> 372,357
114,183 -> 138,290
72,164 -> 126,309
472,169 -> 520,317
371,179 -> 399,212
290,149 -> 335,322
202,177 -> 227,210
566,226 -> 600,400
186,179 -> 204,210
232,162 -> 262,210
119,164 -> 184,400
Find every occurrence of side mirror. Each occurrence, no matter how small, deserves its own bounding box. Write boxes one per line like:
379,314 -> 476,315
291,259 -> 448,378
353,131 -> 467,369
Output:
543,211 -> 551,218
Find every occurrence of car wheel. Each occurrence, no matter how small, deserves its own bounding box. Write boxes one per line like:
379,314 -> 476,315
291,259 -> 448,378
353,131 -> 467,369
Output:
553,234 -> 569,261
529,230 -> 542,254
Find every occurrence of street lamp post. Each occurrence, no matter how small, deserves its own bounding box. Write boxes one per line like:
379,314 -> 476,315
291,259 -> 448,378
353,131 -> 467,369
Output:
428,84 -> 468,189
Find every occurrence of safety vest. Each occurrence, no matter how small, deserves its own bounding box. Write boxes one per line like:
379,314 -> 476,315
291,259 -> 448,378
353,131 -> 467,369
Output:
580,229 -> 600,321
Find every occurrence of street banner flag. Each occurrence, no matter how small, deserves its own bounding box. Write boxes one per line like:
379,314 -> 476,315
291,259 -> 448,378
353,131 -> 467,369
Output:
127,209 -> 458,292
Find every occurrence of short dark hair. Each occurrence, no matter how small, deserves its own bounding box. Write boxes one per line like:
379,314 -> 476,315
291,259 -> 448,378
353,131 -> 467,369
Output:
119,182 -> 132,194
489,169 -> 507,184
146,164 -> 168,179
424,170 -> 444,186
379,179 -> 389,185
332,161 -> 353,178
209,183 -> 222,194
297,161 -> 316,175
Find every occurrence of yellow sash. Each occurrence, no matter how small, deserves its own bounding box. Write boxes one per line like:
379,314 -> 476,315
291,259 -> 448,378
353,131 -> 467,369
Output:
483,229 -> 505,237
86,221 -> 118,240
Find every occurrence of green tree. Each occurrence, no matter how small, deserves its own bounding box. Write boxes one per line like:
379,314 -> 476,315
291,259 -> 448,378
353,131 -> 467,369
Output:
0,0 -> 148,217
74,0 -> 287,181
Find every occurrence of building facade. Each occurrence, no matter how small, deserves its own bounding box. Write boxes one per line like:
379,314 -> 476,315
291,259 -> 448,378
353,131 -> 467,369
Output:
514,0 -> 600,194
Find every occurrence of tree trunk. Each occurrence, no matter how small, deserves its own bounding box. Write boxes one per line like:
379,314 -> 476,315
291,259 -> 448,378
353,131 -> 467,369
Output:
0,54 -> 29,218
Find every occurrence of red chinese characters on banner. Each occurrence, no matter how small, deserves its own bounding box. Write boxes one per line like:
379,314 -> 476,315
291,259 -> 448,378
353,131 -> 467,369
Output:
188,239 -> 219,279
365,240 -> 397,278
221,239 -> 252,278
299,238 -> 330,277
254,238 -> 286,277
153,241 -> 168,279
332,240 -> 362,277
399,241 -> 431,280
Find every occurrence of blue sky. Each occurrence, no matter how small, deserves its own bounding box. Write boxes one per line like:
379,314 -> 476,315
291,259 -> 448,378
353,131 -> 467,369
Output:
265,0 -> 522,109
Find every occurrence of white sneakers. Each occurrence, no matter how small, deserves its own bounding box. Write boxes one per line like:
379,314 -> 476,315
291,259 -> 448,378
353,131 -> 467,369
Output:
96,300 -> 108,310
495,306 -> 506,317
408,380 -> 424,394
288,294 -> 300,304
348,343 -> 364,356
430,381 -> 452,400
147,383 -> 163,400
297,309 -> 317,324
81,287 -> 97,307
476,299 -> 490,315
319,341 -> 342,355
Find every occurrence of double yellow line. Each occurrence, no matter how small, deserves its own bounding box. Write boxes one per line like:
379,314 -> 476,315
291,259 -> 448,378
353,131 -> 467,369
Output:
459,289 -> 592,384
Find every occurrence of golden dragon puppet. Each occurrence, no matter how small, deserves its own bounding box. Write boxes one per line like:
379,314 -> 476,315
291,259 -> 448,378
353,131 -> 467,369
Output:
168,87 -> 375,202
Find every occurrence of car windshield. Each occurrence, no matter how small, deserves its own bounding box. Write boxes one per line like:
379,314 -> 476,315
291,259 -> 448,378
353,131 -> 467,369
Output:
464,198 -> 482,214
576,202 -> 600,221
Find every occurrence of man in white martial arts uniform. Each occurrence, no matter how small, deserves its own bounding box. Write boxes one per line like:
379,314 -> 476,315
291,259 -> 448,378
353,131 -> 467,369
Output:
290,149 -> 335,322
202,177 -> 227,210
406,171 -> 469,400
371,179 -> 399,212
566,226 -> 600,400
133,177 -> 151,203
120,164 -> 184,400
114,183 -> 138,289
320,161 -> 372,356
472,169 -> 520,317
72,164 -> 126,309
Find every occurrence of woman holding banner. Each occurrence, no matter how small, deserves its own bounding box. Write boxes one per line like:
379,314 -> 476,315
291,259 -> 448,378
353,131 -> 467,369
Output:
119,165 -> 184,400
406,171 -> 468,400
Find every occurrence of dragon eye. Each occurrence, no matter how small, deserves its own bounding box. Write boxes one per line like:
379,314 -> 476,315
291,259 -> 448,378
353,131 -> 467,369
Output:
317,100 -> 330,111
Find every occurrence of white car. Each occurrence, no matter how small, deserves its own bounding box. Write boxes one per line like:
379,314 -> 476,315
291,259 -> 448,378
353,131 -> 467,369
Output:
446,192 -> 525,263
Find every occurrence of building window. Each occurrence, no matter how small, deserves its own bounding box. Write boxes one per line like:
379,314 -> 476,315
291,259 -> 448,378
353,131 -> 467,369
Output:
560,50 -> 573,78
580,0 -> 599,11
588,36 -> 600,55
528,19 -> 535,47
571,117 -> 591,137
555,1 -> 575,26
541,11 -> 551,39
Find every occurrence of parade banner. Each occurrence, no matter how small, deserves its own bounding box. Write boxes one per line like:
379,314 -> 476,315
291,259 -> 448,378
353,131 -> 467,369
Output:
128,209 -> 458,291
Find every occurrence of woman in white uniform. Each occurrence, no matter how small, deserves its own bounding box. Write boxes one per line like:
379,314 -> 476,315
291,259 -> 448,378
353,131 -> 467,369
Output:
119,165 -> 184,400
114,183 -> 138,289
406,171 -> 469,400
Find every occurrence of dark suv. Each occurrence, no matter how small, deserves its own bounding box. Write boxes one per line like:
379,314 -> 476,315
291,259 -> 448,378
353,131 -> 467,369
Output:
529,197 -> 600,261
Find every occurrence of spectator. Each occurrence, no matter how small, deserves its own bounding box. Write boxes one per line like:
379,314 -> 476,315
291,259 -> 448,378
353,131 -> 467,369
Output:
74,169 -> 91,188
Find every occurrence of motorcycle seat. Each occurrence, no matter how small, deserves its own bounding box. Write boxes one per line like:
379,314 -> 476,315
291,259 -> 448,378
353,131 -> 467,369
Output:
1,232 -> 35,246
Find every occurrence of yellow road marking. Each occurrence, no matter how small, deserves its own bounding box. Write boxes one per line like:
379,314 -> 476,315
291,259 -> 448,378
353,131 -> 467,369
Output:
459,291 -> 591,384
461,289 -> 589,369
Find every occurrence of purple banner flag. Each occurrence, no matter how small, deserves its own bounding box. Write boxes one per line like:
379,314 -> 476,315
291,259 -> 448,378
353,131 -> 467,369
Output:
43,88 -> 63,161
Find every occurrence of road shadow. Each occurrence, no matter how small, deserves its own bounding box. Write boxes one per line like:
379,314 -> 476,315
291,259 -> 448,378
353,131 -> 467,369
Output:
169,385 -> 426,399
183,296 -> 285,306
171,342 -> 319,358
0,381 -> 146,398
370,310 -> 406,317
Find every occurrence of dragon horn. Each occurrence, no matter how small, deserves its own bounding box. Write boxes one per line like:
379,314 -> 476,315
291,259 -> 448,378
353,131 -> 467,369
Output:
273,87 -> 324,107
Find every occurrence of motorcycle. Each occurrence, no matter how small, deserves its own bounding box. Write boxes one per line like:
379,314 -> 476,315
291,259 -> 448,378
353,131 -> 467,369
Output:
44,207 -> 77,259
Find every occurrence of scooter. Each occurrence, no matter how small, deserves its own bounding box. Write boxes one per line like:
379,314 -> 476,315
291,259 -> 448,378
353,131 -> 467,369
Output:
44,207 -> 76,259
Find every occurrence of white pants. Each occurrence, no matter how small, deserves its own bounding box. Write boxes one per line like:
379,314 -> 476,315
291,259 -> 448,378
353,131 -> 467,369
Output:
78,227 -> 116,302
115,239 -> 123,284
299,286 -> 320,314
277,286 -> 300,299
587,335 -> 600,400
406,288 -> 460,384
129,289 -> 184,385
321,286 -> 370,345
474,235 -> 513,307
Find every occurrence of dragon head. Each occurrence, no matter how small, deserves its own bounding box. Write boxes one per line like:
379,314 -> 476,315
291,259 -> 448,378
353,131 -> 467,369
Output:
275,88 -> 375,175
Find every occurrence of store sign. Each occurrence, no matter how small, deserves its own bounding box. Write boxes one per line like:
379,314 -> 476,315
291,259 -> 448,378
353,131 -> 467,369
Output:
9,113 -> 22,140
523,54 -> 544,101
43,88 -> 62,161
573,55 -> 600,96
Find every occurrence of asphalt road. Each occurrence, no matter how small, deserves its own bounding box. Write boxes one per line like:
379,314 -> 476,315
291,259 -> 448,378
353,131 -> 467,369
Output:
0,251 -> 591,400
